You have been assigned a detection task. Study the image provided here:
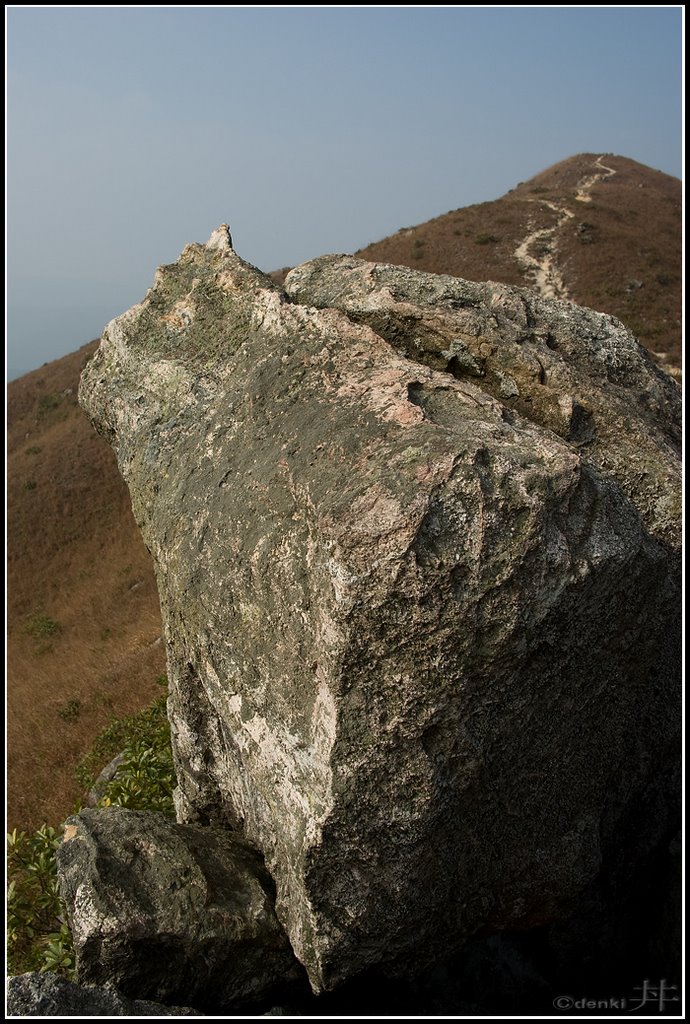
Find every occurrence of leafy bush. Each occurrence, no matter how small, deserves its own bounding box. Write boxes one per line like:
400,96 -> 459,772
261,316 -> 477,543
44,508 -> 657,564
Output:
7,826 -> 74,977
75,684 -> 172,805
475,233 -> 499,245
24,614 -> 62,655
83,692 -> 175,816
7,681 -> 175,977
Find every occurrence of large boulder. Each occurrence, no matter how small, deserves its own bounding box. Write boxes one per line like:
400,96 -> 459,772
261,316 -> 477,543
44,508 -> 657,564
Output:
55,807 -> 304,1010
79,227 -> 681,992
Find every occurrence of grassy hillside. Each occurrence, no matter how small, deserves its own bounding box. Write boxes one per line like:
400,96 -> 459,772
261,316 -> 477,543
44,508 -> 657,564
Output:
7,343 -> 165,829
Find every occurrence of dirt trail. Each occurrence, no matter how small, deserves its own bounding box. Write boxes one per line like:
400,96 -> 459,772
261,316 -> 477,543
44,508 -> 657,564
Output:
514,155 -> 617,300
574,155 -> 617,203
514,200 -> 574,300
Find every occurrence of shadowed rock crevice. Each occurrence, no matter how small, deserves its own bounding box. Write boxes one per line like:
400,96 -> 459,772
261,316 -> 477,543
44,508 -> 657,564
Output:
75,228 -> 680,997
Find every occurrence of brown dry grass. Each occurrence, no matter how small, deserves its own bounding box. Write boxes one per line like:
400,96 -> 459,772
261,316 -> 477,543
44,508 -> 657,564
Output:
7,343 -> 165,830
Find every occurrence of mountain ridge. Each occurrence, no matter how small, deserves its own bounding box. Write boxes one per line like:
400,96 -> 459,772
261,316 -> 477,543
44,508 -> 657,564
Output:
356,152 -> 681,372
273,152 -> 681,374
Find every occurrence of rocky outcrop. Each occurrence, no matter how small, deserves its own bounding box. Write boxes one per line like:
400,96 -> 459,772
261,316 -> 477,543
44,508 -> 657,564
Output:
284,255 -> 680,546
55,807 -> 304,1010
79,228 -> 681,992
5,971 -> 201,1016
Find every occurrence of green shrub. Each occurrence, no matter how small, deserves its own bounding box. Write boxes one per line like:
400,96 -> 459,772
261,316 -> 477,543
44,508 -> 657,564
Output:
36,393 -> 63,417
7,682 -> 174,978
75,689 -> 172,805
24,614 -> 62,654
95,735 -> 175,815
7,826 -> 74,977
475,233 -> 499,245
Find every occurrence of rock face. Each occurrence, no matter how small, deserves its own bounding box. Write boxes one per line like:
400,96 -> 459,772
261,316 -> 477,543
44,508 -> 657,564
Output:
55,807 -> 303,1009
79,228 -> 681,992
5,971 -> 202,1016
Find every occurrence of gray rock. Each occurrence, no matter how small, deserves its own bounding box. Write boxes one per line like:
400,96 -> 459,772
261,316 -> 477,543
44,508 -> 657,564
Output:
55,807 -> 304,1010
85,751 -> 127,806
6,971 -> 201,1016
79,229 -> 680,993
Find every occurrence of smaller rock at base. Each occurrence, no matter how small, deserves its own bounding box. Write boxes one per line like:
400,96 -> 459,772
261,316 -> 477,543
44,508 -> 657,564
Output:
6,972 -> 202,1016
56,807 -> 305,1011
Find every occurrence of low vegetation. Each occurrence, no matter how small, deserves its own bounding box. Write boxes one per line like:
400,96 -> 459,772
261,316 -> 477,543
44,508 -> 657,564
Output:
7,684 -> 175,979
36,392 -> 64,418
24,614 -> 62,642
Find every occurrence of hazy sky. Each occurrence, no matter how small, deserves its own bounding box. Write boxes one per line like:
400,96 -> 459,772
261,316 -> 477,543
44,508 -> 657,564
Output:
7,6 -> 683,380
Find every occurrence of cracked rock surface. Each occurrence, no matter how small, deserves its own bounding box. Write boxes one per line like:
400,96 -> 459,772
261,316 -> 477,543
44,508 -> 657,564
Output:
79,229 -> 680,992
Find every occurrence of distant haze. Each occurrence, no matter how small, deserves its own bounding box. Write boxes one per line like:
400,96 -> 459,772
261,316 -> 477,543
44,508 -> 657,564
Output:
7,7 -> 682,380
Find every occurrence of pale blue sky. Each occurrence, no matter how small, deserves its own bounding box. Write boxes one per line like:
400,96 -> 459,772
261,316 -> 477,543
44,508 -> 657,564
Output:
6,7 -> 683,379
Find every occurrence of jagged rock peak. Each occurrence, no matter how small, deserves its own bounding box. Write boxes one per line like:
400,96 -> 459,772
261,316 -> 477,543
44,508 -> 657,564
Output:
206,222 -> 233,251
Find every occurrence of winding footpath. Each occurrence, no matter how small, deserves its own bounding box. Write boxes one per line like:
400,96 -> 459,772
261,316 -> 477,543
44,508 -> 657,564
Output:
574,155 -> 617,203
514,154 -> 617,300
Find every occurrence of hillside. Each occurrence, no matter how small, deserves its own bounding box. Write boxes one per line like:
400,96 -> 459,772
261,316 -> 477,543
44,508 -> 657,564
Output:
6,152 -> 681,830
7,344 -> 165,829
275,153 -> 682,374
